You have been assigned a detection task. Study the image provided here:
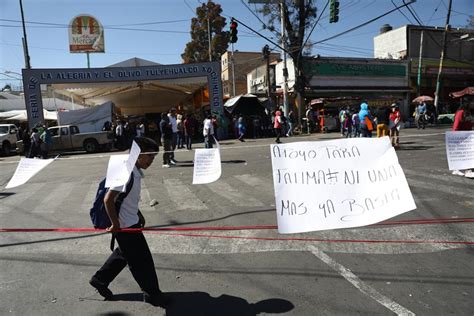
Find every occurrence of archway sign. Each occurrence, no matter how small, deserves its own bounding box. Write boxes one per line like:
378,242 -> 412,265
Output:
22,61 -> 223,129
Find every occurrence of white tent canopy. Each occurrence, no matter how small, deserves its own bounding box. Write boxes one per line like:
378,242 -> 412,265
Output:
51,58 -> 208,116
0,109 -> 57,121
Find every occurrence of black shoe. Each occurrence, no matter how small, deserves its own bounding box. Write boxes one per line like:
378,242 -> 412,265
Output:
89,277 -> 113,300
144,293 -> 172,307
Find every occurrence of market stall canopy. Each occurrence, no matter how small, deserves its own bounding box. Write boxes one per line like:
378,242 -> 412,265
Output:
224,94 -> 266,116
51,58 -> 208,116
450,87 -> 474,98
412,95 -> 434,103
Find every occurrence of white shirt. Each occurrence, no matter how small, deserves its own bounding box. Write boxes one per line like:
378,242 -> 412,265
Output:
203,118 -> 214,136
110,167 -> 142,228
168,114 -> 178,133
136,123 -> 145,137
115,124 -> 123,136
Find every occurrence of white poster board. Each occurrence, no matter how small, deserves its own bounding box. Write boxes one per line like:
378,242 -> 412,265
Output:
105,141 -> 141,188
5,158 -> 55,189
445,131 -> 474,170
270,137 -> 416,234
192,138 -> 221,184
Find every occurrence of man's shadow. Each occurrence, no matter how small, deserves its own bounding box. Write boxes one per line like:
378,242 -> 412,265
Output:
112,291 -> 294,315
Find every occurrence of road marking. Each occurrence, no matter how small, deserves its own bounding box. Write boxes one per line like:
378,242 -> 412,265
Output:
407,178 -> 468,198
403,168 -> 469,185
234,174 -> 272,192
164,178 -> 208,211
308,245 -> 415,316
1,183 -> 45,213
140,181 -> 157,212
32,182 -> 75,214
206,180 -> 264,207
80,182 -> 98,212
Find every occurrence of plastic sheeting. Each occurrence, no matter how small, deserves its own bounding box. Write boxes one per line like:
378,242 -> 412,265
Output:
57,101 -> 112,133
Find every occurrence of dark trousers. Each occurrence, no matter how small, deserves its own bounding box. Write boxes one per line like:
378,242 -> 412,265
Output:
170,133 -> 177,160
93,230 -> 160,296
161,137 -> 172,164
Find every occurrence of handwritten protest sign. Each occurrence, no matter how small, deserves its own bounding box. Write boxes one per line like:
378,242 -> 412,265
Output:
445,131 -> 474,170
5,158 -> 55,189
105,141 -> 141,188
192,138 -> 221,184
270,137 -> 416,234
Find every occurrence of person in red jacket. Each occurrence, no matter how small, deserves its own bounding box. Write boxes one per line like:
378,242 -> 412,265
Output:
389,103 -> 401,148
452,104 -> 472,131
274,110 -> 283,144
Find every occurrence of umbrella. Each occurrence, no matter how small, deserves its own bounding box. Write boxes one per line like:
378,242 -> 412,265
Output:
449,87 -> 474,98
412,95 -> 434,103
224,94 -> 266,116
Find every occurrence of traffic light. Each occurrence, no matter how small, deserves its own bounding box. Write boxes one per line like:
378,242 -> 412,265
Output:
329,0 -> 340,23
229,20 -> 238,43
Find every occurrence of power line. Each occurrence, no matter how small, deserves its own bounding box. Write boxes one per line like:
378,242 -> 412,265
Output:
314,0 -> 417,45
390,0 -> 414,24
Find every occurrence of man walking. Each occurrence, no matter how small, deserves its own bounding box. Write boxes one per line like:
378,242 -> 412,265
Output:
203,114 -> 214,148
159,113 -> 173,168
167,108 -> 178,164
89,137 -> 170,307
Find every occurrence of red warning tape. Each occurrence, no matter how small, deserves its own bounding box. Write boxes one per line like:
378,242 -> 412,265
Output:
0,217 -> 473,245
0,217 -> 472,233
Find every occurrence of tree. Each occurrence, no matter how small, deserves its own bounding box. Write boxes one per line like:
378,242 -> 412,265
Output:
1,84 -> 12,92
467,15 -> 474,29
257,0 -> 317,121
181,1 -> 230,64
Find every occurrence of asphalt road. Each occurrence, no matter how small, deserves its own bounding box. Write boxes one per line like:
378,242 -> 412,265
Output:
0,126 -> 472,315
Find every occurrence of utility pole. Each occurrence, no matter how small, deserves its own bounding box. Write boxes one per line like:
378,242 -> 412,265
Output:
434,0 -> 452,114
262,45 -> 271,102
19,0 -> 31,69
417,30 -> 424,96
208,18 -> 212,62
280,2 -> 289,116
231,43 -> 236,96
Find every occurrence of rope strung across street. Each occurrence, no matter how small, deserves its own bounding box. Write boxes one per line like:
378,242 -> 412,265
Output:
1,217 -> 473,246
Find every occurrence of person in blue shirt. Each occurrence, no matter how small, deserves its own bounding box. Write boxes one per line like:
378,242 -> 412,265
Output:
358,102 -> 375,137
415,102 -> 427,129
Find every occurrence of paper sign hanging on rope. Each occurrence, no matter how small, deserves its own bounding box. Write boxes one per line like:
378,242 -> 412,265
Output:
105,140 -> 141,188
270,137 -> 416,234
445,131 -> 474,171
192,138 -> 221,184
5,158 -> 55,189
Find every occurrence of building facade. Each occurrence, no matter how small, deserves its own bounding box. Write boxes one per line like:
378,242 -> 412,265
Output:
374,24 -> 474,112
221,51 -> 279,98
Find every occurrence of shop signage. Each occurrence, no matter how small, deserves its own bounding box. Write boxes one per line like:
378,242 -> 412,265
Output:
305,62 -> 406,77
69,15 -> 105,53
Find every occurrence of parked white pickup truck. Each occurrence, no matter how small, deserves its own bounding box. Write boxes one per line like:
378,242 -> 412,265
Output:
48,125 -> 114,153
17,125 -> 114,154
0,124 -> 18,155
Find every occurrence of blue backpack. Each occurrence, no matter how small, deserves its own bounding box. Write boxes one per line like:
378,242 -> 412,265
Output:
90,174 -> 135,229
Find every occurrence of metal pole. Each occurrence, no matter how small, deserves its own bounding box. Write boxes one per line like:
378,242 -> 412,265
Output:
417,30 -> 424,96
208,18 -> 212,62
231,44 -> 236,96
266,51 -> 271,102
434,0 -> 452,114
86,52 -> 90,68
19,0 -> 31,69
280,2 -> 289,116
